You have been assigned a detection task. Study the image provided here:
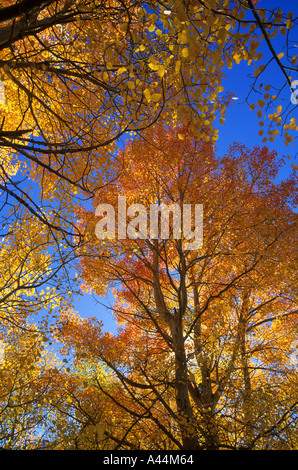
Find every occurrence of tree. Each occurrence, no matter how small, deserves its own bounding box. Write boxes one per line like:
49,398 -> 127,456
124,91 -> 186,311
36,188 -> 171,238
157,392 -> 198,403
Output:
0,0 -> 297,329
0,321 -> 63,449
52,125 -> 298,450
0,0 -> 297,244
1,0 -> 298,450
0,0 -> 249,335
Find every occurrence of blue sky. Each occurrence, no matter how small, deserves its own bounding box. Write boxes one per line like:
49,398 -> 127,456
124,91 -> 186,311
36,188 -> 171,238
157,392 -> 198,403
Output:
70,0 -> 298,334
217,0 -> 298,175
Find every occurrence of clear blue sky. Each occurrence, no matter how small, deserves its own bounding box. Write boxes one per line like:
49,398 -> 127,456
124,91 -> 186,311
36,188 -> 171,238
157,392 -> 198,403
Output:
217,0 -> 298,178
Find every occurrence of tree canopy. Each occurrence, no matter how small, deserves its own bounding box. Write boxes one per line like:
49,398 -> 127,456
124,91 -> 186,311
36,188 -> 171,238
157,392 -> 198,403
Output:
0,0 -> 297,451
52,125 -> 298,450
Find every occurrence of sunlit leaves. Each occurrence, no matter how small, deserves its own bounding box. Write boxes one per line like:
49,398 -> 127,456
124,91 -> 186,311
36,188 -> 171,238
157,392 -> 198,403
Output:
64,124 -> 298,450
0,0 -> 298,450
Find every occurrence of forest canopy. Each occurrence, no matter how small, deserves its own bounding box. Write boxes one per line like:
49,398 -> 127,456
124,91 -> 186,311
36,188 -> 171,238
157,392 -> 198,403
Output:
0,0 -> 297,451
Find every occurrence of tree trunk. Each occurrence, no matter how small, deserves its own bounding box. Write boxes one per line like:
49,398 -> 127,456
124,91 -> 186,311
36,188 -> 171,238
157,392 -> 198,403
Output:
170,316 -> 199,450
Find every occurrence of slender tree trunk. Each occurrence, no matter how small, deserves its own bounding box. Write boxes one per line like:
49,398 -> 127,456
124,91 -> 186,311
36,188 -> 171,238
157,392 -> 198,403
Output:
240,323 -> 254,446
152,242 -> 199,449
170,315 -> 199,450
192,284 -> 220,449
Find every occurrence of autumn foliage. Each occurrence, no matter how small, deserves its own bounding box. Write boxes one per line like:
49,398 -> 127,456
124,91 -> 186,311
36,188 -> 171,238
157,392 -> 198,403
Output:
50,126 -> 298,450
0,0 -> 298,452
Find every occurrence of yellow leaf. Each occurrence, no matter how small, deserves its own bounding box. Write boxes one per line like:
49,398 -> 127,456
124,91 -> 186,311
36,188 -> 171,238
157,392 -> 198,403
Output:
143,88 -> 151,102
148,61 -> 159,71
255,52 -> 263,61
181,47 -> 189,58
151,93 -> 162,102
178,30 -> 188,45
178,133 -> 185,140
218,28 -> 228,41
175,60 -> 181,74
127,81 -> 135,90
234,52 -> 242,64
157,65 -> 165,78
238,10 -> 246,20
117,67 -> 127,75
